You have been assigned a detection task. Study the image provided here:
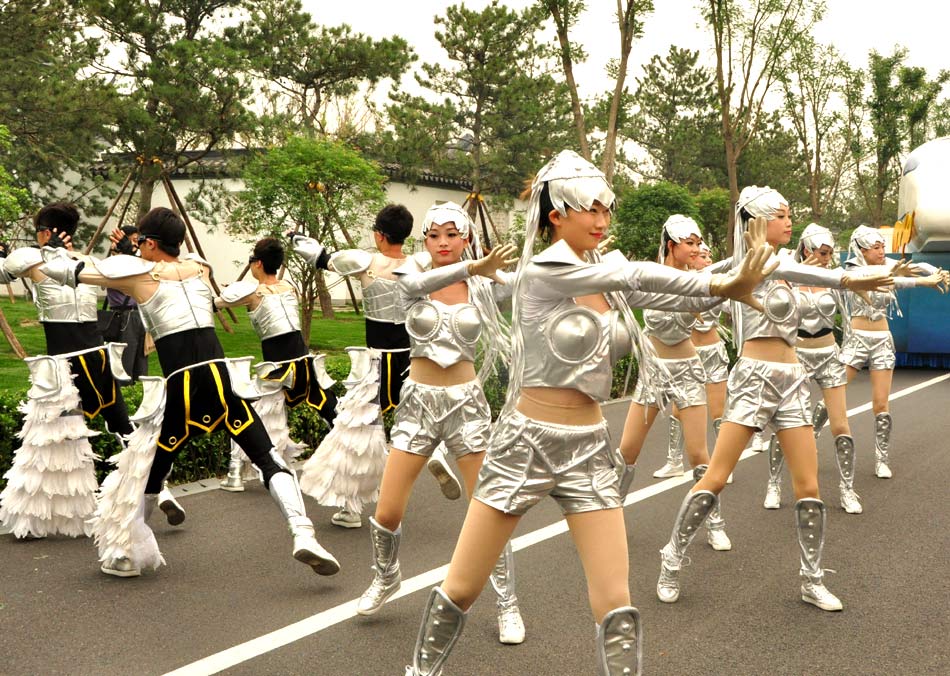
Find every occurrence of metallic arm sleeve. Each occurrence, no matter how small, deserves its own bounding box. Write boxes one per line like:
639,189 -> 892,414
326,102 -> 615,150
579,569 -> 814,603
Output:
629,291 -> 724,312
290,235 -> 330,269
768,256 -> 846,287
531,261 -> 711,301
396,261 -> 472,299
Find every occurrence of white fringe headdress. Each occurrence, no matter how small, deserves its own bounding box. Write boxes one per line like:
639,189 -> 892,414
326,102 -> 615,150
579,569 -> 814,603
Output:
658,215 -> 703,263
795,223 -> 836,263
422,201 -> 511,381
848,225 -> 886,267
504,150 -> 660,412
731,185 -> 787,349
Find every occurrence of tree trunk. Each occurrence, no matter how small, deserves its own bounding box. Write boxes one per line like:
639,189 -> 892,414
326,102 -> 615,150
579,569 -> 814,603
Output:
0,306 -> 26,358
548,3 -> 591,160
137,175 -> 156,223
601,3 -> 637,184
315,269 -> 335,320
725,137 -> 739,252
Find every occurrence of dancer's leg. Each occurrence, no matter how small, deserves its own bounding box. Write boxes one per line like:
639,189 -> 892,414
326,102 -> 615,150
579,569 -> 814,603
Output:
693,421 -> 754,494
565,508 -> 630,620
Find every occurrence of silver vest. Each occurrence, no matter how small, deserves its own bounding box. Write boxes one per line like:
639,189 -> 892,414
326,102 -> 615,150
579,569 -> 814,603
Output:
797,288 -> 839,334
522,303 -> 631,403
405,299 -> 481,368
739,279 -> 800,345
34,278 -> 98,323
363,277 -> 404,323
248,291 -> 301,340
643,307 -> 696,346
847,289 -> 893,321
692,307 -> 721,334
138,276 -> 215,340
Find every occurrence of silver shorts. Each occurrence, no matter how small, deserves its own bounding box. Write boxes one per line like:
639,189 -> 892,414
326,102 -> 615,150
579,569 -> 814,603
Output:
695,342 -> 730,383
389,379 -> 490,458
796,344 -> 848,389
722,357 -> 811,431
473,411 -> 622,516
838,330 -> 896,371
632,356 -> 707,409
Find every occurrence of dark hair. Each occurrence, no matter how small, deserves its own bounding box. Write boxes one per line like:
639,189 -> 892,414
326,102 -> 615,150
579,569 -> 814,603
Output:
137,207 -> 185,257
120,224 -> 138,236
660,228 -> 674,260
374,204 -> 413,244
537,183 -> 556,243
253,237 -> 284,274
35,202 -> 80,238
738,207 -> 752,228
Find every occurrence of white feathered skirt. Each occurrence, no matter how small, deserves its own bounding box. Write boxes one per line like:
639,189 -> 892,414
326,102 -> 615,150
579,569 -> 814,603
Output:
299,347 -> 387,513
0,354 -> 101,538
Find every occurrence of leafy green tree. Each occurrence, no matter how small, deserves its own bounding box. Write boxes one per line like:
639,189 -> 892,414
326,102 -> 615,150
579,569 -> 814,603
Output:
694,187 -> 730,257
231,0 -> 414,139
0,124 -> 34,358
542,0 -> 655,182
703,0 -> 825,245
0,0 -> 116,213
613,182 -> 698,261
82,0 -> 256,220
779,36 -> 850,222
384,1 -> 572,204
624,46 -> 724,191
233,137 -> 386,333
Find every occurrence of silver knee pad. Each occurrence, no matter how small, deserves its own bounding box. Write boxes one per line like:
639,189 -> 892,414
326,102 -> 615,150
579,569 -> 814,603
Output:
834,435 -> 855,488
767,435 -> 784,483
692,465 -> 725,532
409,586 -> 466,676
667,489 -> 717,558
596,606 -> 642,676
795,498 -> 827,583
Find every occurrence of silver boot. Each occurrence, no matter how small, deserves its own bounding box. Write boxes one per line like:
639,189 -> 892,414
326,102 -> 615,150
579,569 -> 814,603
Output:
763,435 -> 783,509
693,465 -> 731,551
795,498 -> 843,611
619,462 -> 636,499
490,543 -> 524,645
220,445 -> 245,492
427,447 -> 462,500
267,471 -> 340,575
874,412 -> 893,478
834,435 -> 863,514
406,586 -> 466,676
595,606 -> 642,676
812,401 -> 829,439
357,517 -> 402,615
657,489 -> 717,603
653,417 -> 685,478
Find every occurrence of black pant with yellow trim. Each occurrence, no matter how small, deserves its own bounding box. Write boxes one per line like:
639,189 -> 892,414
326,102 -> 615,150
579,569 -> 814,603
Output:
68,349 -> 133,436
144,361 -> 288,493
379,349 -> 410,415
266,357 -> 338,426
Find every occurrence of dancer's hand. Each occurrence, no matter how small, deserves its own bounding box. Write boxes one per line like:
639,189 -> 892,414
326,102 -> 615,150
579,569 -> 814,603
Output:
745,216 -> 770,251
468,243 -> 519,283
708,239 -> 779,312
891,259 -> 922,277
597,234 -> 616,255
916,268 -> 949,293
802,252 -> 822,266
841,271 -> 894,305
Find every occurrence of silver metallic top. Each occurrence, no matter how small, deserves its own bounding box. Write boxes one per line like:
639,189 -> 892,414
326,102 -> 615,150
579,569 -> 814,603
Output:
796,287 -> 840,333
692,307 -> 722,334
643,307 -> 697,346
34,277 -> 99,323
138,274 -> 215,340
519,240 -> 720,402
248,290 -> 301,340
361,276 -> 403,323
397,259 -> 484,368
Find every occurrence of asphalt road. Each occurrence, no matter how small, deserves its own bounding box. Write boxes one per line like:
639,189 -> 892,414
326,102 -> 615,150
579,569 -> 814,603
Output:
2,368 -> 948,676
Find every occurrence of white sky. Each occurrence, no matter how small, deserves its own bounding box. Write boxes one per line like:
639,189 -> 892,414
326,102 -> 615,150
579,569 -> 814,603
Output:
301,0 -> 948,104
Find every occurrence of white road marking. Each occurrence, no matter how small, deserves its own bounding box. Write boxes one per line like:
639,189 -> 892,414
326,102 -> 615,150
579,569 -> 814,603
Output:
162,371 -> 950,675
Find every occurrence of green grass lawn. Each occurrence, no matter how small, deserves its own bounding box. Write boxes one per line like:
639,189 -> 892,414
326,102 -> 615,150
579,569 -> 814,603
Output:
0,294 -> 366,393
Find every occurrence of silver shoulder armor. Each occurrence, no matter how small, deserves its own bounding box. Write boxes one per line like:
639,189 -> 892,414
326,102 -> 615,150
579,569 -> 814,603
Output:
329,248 -> 372,276
94,254 -> 156,278
219,280 -> 259,304
4,247 -> 43,277
39,247 -> 84,288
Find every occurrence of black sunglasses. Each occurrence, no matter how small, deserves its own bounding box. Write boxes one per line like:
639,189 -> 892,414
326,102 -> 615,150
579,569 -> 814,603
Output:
136,234 -> 160,245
